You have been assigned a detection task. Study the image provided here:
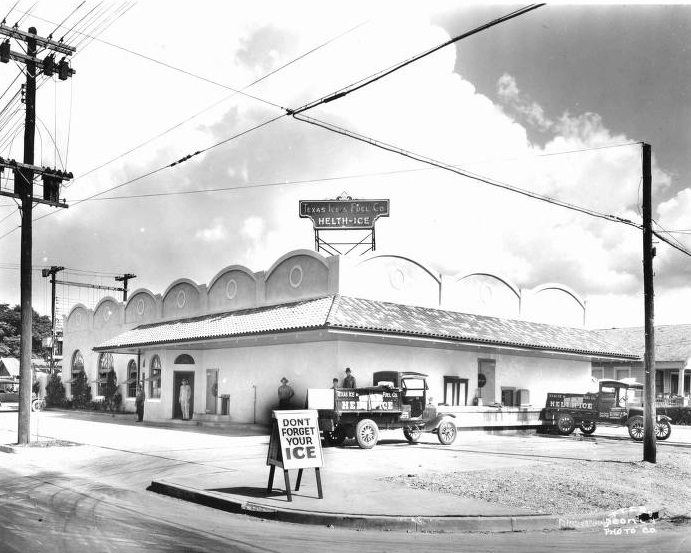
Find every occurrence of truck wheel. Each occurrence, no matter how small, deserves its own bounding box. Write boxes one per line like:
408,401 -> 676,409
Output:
355,419 -> 379,449
628,416 -> 644,441
656,419 -> 672,441
555,413 -> 575,435
437,420 -> 457,445
579,421 -> 596,435
324,426 -> 346,446
403,426 -> 422,443
31,399 -> 43,412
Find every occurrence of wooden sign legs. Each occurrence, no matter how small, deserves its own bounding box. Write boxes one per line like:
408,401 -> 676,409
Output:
267,465 -> 323,502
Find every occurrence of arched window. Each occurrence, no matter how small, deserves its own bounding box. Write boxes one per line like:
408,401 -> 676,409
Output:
127,359 -> 138,398
149,355 -> 161,399
71,350 -> 84,380
174,354 -> 195,364
97,353 -> 114,396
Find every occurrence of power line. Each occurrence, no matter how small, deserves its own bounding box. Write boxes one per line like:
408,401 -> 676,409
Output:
289,4 -> 544,117
67,141 -> 644,203
61,19 -> 368,188
293,112 -> 643,230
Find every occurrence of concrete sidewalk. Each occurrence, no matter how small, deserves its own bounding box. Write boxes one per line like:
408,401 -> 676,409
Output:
1,409 -> 662,533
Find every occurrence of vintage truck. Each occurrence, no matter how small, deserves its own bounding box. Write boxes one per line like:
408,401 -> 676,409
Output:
307,371 -> 457,449
543,379 -> 672,442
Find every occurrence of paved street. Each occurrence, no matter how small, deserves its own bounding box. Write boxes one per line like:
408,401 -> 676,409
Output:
0,409 -> 690,552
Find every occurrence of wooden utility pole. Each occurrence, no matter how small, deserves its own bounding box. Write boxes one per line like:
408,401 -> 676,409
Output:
0,24 -> 75,444
642,142 -> 657,463
115,273 -> 137,301
41,266 -> 65,375
17,28 -> 38,446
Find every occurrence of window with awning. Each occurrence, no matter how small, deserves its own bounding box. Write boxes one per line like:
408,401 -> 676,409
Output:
126,359 -> 137,398
97,353 -> 114,396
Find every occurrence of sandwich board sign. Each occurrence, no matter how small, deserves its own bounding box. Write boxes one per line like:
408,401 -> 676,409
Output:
266,409 -> 324,501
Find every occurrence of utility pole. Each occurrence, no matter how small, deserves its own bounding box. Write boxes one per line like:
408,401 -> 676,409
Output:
0,24 -> 76,445
642,142 -> 657,463
41,266 -> 64,375
115,273 -> 137,301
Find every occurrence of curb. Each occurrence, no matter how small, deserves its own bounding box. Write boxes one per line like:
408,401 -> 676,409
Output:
148,479 -> 662,533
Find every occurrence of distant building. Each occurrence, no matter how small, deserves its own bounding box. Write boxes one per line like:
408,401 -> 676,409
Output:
594,325 -> 691,401
62,250 -> 635,424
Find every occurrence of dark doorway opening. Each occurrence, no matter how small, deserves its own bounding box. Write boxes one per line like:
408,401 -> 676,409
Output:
173,371 -> 195,420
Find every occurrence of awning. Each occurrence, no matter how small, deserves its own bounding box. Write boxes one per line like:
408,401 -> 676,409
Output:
122,377 -> 138,385
62,378 -> 75,384
92,377 -> 109,384
143,375 -> 160,381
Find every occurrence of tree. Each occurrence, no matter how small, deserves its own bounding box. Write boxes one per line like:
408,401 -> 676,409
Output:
45,373 -> 66,407
0,303 -> 53,358
71,370 -> 92,409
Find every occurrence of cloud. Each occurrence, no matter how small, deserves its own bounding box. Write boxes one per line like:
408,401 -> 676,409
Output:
0,3 -> 684,331
497,73 -> 553,132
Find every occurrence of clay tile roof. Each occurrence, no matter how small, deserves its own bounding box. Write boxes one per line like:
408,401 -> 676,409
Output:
94,295 -> 637,359
595,324 -> 691,362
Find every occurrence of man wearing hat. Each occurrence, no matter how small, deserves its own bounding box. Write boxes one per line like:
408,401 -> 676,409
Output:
277,377 -> 295,409
343,367 -> 356,389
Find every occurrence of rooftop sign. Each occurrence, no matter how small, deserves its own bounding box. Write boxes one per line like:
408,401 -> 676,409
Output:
299,196 -> 390,230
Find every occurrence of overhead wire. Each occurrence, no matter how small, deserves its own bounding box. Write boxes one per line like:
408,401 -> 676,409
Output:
289,3 -> 545,117
294,112 -> 643,230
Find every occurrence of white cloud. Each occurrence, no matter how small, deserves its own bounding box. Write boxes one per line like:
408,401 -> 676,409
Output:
0,2 -> 683,331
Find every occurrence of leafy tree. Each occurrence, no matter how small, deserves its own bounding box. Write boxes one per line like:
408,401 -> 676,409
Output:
71,370 -> 92,409
0,303 -> 53,358
103,368 -> 121,411
45,373 -> 66,407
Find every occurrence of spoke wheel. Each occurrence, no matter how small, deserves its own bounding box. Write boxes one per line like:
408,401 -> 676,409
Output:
556,413 -> 575,435
403,426 -> 422,443
656,419 -> 672,441
437,420 -> 457,445
628,416 -> 644,441
355,419 -> 379,449
579,421 -> 597,435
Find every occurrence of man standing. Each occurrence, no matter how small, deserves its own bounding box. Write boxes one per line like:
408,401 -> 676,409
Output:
343,367 -> 356,388
135,384 -> 145,422
277,377 -> 295,409
179,378 -> 192,420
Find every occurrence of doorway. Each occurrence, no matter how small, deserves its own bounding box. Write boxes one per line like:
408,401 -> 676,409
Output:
206,369 -> 218,414
443,377 -> 468,406
172,371 -> 195,420
478,359 -> 496,403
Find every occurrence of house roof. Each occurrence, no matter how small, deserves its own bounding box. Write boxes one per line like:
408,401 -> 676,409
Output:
595,325 -> 691,362
0,357 -> 20,377
94,295 -> 638,359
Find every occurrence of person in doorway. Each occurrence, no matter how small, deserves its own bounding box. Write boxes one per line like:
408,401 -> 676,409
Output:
135,384 -> 145,422
179,378 -> 192,420
277,377 -> 294,409
331,378 -> 339,389
343,367 -> 356,388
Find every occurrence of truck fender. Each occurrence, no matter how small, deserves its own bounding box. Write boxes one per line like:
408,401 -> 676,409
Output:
422,413 -> 456,432
656,414 -> 672,423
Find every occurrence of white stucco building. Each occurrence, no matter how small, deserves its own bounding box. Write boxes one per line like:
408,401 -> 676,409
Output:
62,250 -> 636,426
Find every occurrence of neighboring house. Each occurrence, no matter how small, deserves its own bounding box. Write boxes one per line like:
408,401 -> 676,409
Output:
62,250 -> 636,425
0,357 -> 20,390
594,325 -> 691,400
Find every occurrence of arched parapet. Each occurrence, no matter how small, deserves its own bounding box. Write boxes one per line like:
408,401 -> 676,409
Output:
522,282 -> 587,327
162,278 -> 204,320
264,249 -> 332,304
93,296 -> 124,330
66,303 -> 92,332
125,289 -> 161,324
340,251 -> 441,308
442,271 -> 521,318
208,264 -> 260,312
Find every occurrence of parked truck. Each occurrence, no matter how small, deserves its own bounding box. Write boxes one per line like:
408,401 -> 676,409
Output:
543,379 -> 672,442
307,371 -> 457,449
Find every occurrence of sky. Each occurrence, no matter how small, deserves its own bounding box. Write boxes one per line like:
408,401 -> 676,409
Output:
0,1 -> 691,330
